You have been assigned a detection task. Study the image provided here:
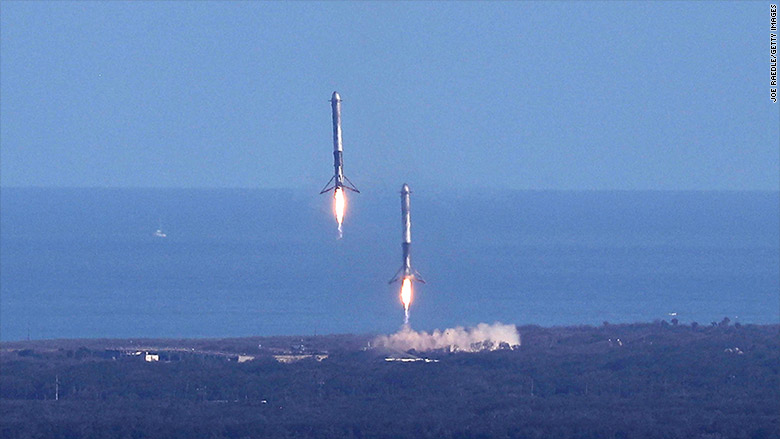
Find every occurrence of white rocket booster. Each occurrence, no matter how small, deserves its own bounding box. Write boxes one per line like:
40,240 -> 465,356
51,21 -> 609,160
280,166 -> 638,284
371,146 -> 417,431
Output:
390,183 -> 425,284
320,92 -> 359,194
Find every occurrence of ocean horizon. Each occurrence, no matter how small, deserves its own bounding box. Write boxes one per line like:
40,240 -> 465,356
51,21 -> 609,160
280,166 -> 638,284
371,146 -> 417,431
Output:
1,188 -> 778,341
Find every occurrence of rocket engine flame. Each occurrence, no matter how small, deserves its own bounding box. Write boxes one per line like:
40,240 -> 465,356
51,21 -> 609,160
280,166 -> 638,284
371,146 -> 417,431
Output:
334,187 -> 345,238
401,277 -> 412,324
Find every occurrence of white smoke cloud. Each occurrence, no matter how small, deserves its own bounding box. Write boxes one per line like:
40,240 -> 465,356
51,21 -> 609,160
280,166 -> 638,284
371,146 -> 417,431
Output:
374,322 -> 521,353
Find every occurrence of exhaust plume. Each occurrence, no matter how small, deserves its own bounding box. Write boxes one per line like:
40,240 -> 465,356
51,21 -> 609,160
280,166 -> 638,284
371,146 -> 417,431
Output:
334,187 -> 345,238
375,322 -> 521,353
401,278 -> 412,324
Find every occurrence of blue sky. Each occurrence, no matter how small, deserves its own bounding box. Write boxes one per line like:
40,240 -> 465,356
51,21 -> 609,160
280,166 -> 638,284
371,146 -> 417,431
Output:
1,2 -> 777,190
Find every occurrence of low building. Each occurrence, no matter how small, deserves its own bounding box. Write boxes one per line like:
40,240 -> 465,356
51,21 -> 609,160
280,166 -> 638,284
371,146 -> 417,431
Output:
237,355 -> 255,363
273,354 -> 328,363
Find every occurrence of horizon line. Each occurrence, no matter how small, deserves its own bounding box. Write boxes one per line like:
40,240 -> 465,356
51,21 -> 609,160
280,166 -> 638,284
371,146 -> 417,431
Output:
1,185 -> 778,193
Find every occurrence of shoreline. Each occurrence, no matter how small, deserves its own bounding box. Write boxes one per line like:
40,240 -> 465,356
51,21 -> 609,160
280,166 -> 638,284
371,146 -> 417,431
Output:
3,320 -> 776,354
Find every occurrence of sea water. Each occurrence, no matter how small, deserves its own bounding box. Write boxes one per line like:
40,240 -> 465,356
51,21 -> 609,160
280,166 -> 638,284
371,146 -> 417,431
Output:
1,188 -> 777,340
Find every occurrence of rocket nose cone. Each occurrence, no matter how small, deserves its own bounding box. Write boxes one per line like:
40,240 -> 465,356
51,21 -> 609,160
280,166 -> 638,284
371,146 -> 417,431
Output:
332,91 -> 341,101
402,183 -> 410,193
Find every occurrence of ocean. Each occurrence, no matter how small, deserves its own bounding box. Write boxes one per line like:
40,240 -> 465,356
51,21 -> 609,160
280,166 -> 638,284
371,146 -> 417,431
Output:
1,188 -> 777,341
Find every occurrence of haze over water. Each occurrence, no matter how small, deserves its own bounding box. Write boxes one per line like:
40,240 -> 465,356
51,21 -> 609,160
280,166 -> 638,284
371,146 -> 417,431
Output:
1,188 -> 777,341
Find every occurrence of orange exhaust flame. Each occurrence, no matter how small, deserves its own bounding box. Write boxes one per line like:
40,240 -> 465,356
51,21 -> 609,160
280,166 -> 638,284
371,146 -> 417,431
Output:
401,277 -> 413,324
334,187 -> 345,238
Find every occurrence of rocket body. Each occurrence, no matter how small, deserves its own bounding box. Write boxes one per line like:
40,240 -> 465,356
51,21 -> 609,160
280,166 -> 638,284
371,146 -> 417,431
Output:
321,92 -> 359,194
401,184 -> 412,278
331,92 -> 344,187
391,183 -> 424,284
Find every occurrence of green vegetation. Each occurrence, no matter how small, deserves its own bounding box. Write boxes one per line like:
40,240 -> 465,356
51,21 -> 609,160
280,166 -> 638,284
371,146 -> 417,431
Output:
1,322 -> 778,438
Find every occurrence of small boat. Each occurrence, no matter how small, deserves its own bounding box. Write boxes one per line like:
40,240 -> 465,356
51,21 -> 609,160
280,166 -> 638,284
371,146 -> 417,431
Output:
154,219 -> 167,238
